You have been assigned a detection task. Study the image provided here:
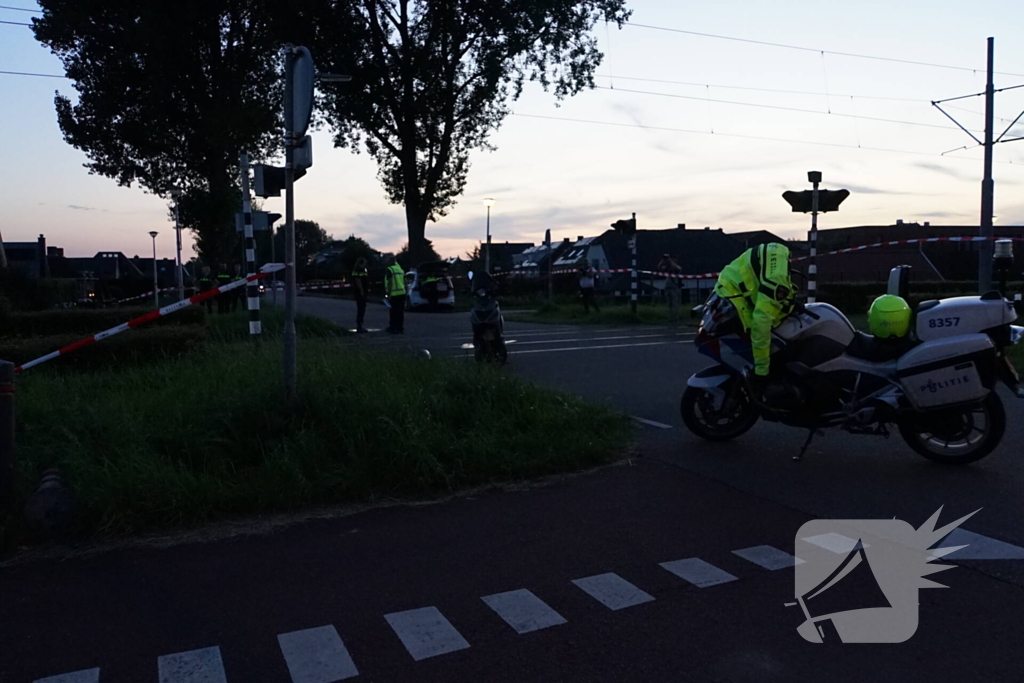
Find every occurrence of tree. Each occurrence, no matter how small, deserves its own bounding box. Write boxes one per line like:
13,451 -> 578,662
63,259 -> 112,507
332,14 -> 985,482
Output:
33,0 -> 284,265
314,0 -> 630,265
273,219 -> 331,277
396,238 -> 441,270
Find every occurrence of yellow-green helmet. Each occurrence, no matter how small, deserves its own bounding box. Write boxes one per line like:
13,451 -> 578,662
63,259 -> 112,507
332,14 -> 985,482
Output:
869,294 -> 912,339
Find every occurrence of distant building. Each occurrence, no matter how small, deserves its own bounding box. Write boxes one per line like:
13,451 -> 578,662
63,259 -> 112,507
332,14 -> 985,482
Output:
814,221 -> 1024,283
485,241 -> 533,273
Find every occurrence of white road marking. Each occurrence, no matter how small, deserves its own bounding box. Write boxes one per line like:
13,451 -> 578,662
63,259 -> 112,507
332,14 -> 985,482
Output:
801,532 -> 862,554
631,416 -> 673,429
509,340 -> 692,356
157,646 -> 227,683
475,332 -> 694,348
278,625 -> 359,682
384,606 -> 470,661
572,573 -> 655,610
660,558 -> 738,587
733,545 -> 804,571
481,589 -> 567,634
34,670 -> 100,683
940,529 -> 1024,560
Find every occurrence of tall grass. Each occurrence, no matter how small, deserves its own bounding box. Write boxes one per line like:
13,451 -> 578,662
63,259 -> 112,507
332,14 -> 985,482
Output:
8,339 -> 632,542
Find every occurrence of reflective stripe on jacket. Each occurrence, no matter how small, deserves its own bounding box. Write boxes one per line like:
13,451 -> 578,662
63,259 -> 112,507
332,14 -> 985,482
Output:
714,243 -> 794,376
385,264 -> 406,297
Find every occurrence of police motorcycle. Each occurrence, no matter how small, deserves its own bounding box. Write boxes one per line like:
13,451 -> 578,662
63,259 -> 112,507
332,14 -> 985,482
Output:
467,270 -> 508,364
682,267 -> 1024,464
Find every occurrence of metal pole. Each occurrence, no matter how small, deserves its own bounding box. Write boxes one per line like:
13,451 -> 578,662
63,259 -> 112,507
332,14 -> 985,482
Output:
0,361 -> 13,513
239,152 -> 262,336
809,176 -> 820,304
979,36 -> 996,294
0,228 -> 8,270
485,205 -> 491,273
283,47 -> 298,402
630,212 -> 638,316
271,226 -> 278,306
151,233 -> 159,309
174,199 -> 184,301
547,237 -> 553,301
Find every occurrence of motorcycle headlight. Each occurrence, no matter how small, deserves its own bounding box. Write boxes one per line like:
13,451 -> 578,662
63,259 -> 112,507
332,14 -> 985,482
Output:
1011,325 -> 1024,346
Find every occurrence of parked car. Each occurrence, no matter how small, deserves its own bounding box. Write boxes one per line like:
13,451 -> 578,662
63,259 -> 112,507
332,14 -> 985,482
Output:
406,262 -> 455,311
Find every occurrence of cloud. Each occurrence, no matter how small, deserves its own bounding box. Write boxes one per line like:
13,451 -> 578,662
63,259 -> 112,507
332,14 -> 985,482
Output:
832,182 -> 914,196
911,162 -> 978,182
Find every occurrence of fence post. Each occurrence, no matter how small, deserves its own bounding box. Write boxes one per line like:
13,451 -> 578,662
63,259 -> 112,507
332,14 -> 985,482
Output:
0,360 -> 14,513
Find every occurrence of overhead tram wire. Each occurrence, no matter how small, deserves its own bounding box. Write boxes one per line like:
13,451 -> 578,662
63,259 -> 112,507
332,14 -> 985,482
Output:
0,5 -> 40,12
625,22 -> 1024,78
0,69 -> 64,78
0,19 -> 32,25
594,74 -> 924,103
508,112 -> 1022,166
593,85 -> 984,134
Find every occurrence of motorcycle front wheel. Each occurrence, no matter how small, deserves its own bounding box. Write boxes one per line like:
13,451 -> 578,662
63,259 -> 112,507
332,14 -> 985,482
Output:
680,378 -> 760,441
898,391 -> 1006,465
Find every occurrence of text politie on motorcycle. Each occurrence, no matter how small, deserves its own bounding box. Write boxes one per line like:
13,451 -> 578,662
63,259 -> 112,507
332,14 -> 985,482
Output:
713,242 -> 797,378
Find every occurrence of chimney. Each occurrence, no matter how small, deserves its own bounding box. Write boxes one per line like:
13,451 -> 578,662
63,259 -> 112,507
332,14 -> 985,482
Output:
923,221 -> 930,227
704,226 -> 710,230
677,223 -> 686,230
577,236 -> 583,241
37,234 -> 50,278
896,219 -> 904,226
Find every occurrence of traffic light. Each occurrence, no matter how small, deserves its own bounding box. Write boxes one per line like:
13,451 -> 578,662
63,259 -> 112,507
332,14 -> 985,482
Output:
782,189 -> 850,213
611,215 -> 637,236
236,211 -> 283,232
253,164 -> 307,198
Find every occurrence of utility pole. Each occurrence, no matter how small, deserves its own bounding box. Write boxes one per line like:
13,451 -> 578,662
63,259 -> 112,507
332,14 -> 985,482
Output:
149,231 -> 159,308
283,47 -> 299,402
483,198 -> 495,273
979,37 -> 996,294
932,37 -> 1024,294
172,191 -> 184,301
0,228 -> 8,270
545,228 -> 553,300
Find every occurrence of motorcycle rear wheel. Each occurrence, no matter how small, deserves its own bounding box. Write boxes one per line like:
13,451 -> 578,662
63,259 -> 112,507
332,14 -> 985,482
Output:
680,379 -> 760,441
898,391 -> 1006,465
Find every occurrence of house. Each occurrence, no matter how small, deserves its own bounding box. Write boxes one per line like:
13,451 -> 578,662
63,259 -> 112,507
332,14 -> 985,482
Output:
726,230 -> 793,252
512,238 -> 573,276
484,241 -> 533,273
2,235 -> 51,279
815,221 -> 1024,283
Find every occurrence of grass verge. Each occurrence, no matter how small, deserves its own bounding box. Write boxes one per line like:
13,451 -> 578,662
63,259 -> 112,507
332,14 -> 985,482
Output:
4,338 -> 632,548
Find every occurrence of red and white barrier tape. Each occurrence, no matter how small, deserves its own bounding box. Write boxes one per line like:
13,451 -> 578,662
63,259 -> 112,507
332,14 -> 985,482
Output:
15,264 -> 285,373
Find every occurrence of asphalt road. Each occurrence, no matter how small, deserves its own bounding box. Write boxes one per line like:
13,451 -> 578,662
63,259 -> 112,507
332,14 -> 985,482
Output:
2,294 -> 1023,682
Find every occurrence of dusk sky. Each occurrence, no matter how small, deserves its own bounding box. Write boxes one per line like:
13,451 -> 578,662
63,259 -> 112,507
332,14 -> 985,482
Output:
3,0 -> 1024,263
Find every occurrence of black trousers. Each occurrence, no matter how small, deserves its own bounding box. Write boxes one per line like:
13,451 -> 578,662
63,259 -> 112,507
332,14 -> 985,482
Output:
580,288 -> 599,313
356,294 -> 367,327
389,296 -> 406,332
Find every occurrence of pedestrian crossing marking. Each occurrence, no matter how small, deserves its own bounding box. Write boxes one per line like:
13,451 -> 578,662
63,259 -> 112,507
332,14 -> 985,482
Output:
572,573 -> 655,610
660,558 -> 738,587
481,589 -> 567,633
278,625 -> 359,682
384,606 -> 470,661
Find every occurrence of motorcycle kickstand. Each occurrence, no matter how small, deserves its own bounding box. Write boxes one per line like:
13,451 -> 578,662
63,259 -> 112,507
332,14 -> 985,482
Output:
793,429 -> 825,462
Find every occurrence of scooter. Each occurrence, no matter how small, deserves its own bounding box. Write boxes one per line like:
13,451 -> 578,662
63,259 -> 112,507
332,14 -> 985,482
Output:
468,270 -> 508,364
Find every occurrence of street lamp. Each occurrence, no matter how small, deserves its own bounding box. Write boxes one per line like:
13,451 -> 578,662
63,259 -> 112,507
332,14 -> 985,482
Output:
483,198 -> 495,273
149,231 -> 159,309
169,188 -> 184,301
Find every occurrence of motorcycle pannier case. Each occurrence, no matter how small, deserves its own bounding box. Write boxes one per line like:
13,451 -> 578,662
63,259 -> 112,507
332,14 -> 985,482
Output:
896,334 -> 996,410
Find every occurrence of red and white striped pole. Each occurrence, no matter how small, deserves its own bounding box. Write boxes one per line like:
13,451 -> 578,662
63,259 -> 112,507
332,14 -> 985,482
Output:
15,264 -> 284,373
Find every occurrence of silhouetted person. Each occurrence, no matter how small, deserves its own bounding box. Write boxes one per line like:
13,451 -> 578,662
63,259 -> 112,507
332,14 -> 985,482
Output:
216,263 -> 231,314
197,265 -> 214,315
352,257 -> 369,333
